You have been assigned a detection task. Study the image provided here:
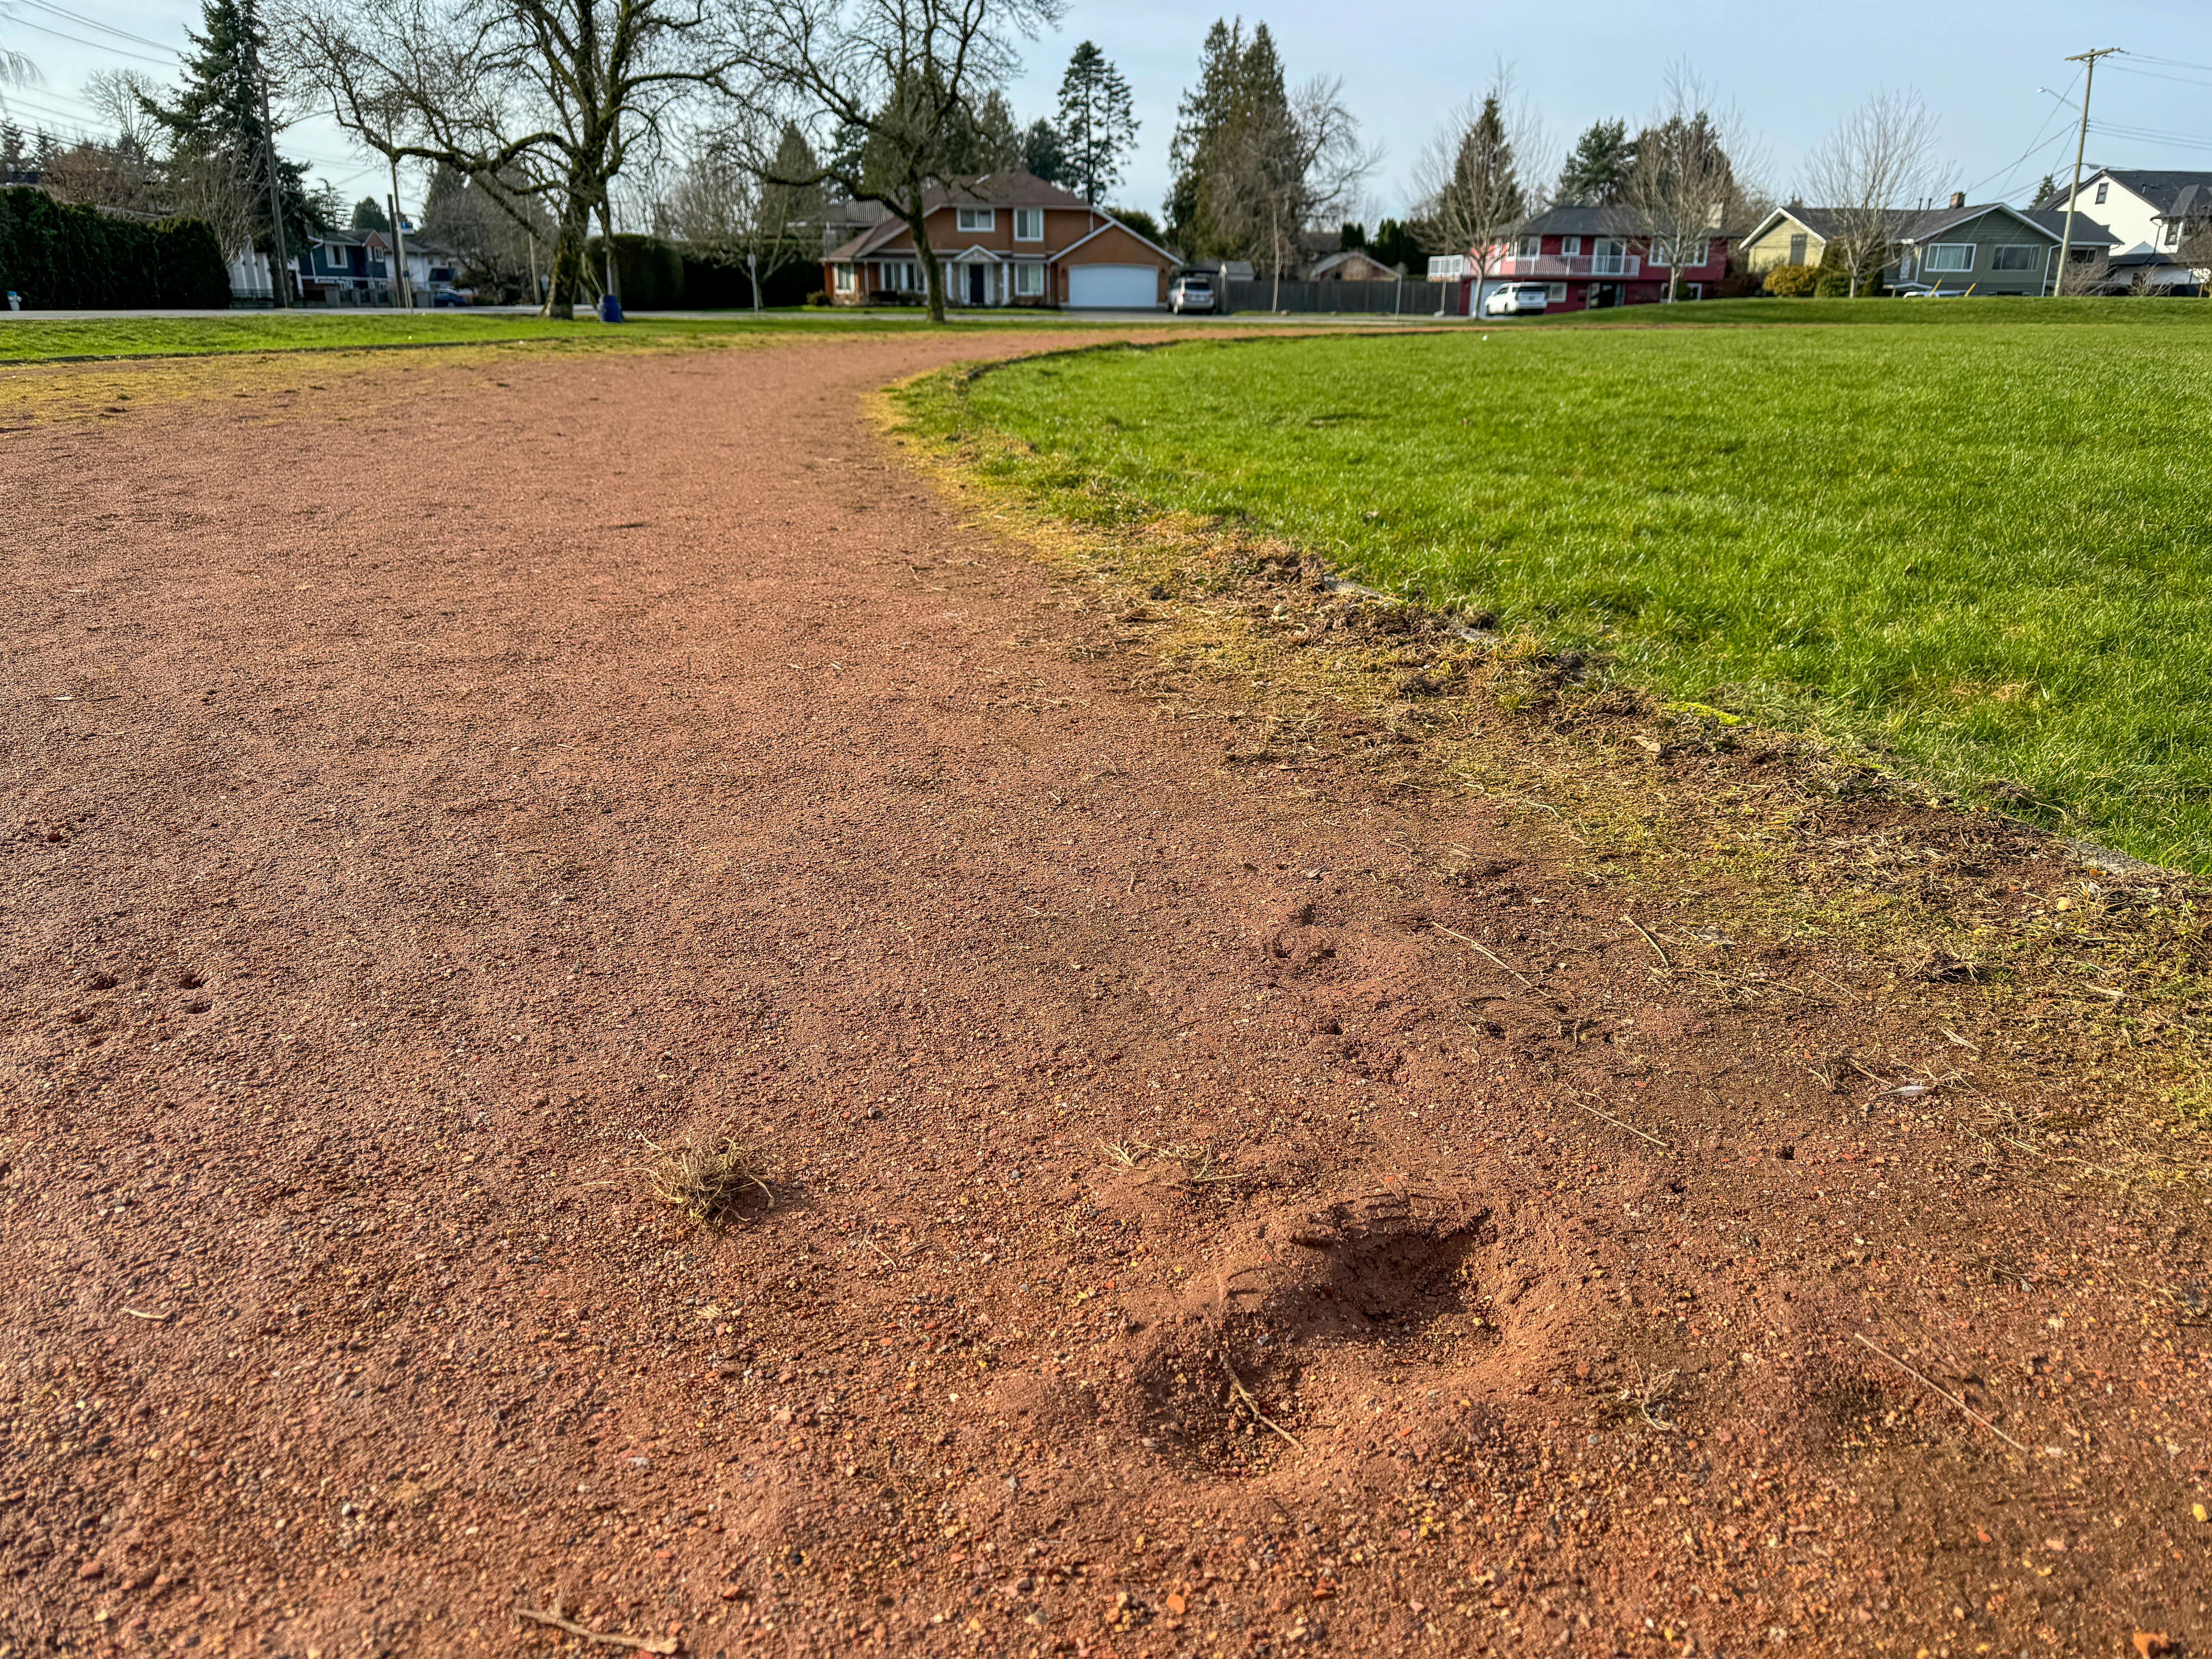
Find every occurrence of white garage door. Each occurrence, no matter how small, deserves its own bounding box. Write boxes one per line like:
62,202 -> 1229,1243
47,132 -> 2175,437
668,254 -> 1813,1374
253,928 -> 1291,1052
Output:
1067,264 -> 1160,309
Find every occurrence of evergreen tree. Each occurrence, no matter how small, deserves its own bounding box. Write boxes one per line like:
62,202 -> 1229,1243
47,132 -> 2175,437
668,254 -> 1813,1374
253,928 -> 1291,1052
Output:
350,195 -> 389,232
1166,18 -> 1296,261
1109,204 -> 1164,246
967,89 -> 1023,173
2030,172 -> 2058,208
141,0 -> 316,271
1020,118 -> 1067,185
1369,216 -> 1421,272
1554,118 -> 1633,204
1056,40 -> 1137,205
1339,220 -> 1364,250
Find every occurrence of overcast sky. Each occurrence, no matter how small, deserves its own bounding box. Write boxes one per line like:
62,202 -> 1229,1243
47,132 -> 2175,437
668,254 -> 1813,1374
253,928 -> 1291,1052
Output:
10,0 -> 2210,227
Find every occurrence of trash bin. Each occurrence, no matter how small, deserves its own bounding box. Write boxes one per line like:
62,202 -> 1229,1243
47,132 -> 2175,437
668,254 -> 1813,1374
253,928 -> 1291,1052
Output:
598,294 -> 624,323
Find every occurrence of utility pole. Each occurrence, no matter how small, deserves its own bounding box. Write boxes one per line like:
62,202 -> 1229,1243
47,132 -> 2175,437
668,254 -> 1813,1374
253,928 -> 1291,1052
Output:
242,0 -> 290,308
387,158 -> 412,309
2055,46 -> 2123,297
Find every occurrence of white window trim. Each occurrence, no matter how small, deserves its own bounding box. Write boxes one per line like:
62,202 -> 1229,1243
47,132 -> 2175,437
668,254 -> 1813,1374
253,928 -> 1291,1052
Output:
1924,242 -> 1975,273
956,207 -> 995,232
1990,244 -> 2044,272
1545,282 -> 1567,302
1561,236 -> 1582,255
1013,261 -> 1044,296
834,263 -> 855,294
1013,208 -> 1043,242
1514,235 -> 1540,258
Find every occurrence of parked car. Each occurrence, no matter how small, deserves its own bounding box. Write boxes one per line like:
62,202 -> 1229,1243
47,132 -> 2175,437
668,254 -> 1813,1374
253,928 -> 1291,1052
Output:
1482,282 -> 1550,318
431,290 -> 470,307
1169,274 -> 1216,314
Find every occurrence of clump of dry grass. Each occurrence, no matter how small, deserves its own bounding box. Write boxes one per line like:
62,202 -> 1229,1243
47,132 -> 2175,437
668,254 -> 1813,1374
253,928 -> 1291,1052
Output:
644,1135 -> 773,1230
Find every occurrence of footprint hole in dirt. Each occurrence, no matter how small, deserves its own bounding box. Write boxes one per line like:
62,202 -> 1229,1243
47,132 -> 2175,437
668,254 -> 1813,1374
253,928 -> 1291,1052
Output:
176,969 -> 206,990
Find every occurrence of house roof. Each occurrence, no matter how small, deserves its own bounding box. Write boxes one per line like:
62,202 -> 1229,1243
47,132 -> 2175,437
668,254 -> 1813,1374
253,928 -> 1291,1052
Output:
1747,201 -> 2116,250
825,171 -> 1177,266
2071,169 -> 2212,216
1308,249 -> 1397,277
1516,204 -> 1651,238
1894,203 -> 2115,247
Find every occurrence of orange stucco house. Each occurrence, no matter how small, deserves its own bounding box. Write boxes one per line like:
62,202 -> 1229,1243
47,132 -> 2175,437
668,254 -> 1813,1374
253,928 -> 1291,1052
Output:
822,171 -> 1180,310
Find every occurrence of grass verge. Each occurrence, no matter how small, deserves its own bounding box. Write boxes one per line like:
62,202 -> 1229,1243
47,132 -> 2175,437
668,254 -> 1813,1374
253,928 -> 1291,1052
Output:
0,309 -> 957,364
879,357 -> 2212,1145
902,323 -> 2212,872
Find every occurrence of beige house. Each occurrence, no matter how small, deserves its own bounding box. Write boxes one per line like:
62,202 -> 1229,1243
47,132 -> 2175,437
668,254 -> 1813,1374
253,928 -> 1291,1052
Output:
822,172 -> 1178,309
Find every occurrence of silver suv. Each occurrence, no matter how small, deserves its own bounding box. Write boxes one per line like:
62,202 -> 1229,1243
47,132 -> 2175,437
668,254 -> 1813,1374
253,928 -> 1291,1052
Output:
1169,274 -> 1217,314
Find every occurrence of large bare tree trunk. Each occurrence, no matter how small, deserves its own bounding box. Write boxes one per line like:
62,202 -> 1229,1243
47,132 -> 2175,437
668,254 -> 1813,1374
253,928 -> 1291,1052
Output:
543,182 -> 593,319
909,203 -> 945,324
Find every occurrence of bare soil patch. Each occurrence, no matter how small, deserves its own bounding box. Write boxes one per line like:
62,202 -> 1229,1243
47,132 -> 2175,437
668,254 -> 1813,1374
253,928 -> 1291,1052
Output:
3,330 -> 2208,1659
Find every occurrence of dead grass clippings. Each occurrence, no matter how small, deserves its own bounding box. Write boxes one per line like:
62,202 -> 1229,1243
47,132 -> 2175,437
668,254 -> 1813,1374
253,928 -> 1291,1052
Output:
643,1134 -> 774,1231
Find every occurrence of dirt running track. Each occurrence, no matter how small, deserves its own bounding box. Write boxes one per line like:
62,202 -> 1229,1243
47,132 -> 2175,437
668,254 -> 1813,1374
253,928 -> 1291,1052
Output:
3,332 -> 2209,1659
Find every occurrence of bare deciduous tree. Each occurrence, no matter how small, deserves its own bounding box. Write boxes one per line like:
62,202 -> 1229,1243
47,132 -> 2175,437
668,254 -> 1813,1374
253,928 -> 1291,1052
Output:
654,117 -> 820,306
735,0 -> 1061,324
278,0 -> 748,317
1621,65 -> 1762,304
1417,64 -> 1552,311
1800,89 -> 1942,298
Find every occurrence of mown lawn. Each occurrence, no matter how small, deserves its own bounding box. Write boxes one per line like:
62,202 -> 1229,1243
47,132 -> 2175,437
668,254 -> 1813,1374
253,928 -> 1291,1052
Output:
919,313 -> 2212,870
0,309 -> 927,363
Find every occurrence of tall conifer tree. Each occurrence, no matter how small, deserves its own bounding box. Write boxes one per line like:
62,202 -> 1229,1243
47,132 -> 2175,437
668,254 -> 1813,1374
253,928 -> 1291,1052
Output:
1055,41 -> 1136,204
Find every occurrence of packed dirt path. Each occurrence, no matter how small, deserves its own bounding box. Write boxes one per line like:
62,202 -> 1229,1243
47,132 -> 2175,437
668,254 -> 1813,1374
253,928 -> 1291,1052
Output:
3,331 -> 2208,1659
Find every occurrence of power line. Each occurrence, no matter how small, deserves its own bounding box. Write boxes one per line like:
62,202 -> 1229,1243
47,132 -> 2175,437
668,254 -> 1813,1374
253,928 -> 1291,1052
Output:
2106,63 -> 2212,93
5,14 -> 174,65
13,0 -> 175,53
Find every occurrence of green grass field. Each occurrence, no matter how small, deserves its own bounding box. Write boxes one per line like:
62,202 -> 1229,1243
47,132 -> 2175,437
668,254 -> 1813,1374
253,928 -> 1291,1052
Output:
0,309 -> 940,363
916,311 -> 2212,871
1533,294 -> 2212,328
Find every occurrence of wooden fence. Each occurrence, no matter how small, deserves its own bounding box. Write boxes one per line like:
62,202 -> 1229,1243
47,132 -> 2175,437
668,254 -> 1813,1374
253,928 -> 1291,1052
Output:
1223,277 -> 1456,315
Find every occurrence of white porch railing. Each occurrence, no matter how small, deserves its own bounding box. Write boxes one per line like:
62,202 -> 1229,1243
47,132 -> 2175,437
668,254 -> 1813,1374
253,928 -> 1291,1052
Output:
1497,252 -> 1642,279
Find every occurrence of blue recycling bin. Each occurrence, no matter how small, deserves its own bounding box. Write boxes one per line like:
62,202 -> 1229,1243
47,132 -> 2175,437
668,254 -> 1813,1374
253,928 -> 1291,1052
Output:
598,294 -> 624,323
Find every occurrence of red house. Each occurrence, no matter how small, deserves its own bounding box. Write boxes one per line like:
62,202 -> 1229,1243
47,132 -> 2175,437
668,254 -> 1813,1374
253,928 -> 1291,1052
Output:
1434,204 -> 1732,314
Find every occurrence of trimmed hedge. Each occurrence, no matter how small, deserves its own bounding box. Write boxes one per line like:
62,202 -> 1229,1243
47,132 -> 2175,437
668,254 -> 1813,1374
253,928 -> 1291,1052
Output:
584,230 -> 823,310
0,187 -> 233,308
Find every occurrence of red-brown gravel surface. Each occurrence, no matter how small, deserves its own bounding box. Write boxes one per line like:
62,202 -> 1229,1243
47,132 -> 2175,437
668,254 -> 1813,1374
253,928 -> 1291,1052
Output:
3,331 -> 2209,1659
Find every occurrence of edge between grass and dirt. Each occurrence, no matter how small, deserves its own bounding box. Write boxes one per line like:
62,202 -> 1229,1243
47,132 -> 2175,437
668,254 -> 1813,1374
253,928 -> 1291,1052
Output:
871,347 -> 2212,1190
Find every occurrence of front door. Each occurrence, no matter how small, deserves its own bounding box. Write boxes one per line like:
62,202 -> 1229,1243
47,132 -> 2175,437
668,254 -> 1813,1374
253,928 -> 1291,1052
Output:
968,265 -> 987,306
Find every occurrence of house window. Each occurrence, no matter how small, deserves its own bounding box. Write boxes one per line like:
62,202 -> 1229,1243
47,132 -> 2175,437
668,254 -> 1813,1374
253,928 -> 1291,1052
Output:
1924,243 -> 1975,273
1014,261 -> 1043,296
1561,236 -> 1582,256
1991,245 -> 2042,271
956,207 -> 995,232
2165,220 -> 2182,247
1788,233 -> 1808,264
1546,282 -> 1567,302
2094,182 -> 2108,204
835,263 -> 855,294
1013,208 -> 1042,241
1515,234 -> 1540,258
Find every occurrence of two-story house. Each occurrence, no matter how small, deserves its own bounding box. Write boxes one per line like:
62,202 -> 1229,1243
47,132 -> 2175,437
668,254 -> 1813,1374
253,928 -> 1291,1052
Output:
1436,204 -> 1731,314
822,171 -> 1179,309
297,228 -> 395,306
2040,168 -> 2210,292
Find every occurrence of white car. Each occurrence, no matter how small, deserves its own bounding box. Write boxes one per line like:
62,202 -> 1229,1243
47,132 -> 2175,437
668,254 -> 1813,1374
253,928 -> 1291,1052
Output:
1482,282 -> 1550,318
1169,274 -> 1217,314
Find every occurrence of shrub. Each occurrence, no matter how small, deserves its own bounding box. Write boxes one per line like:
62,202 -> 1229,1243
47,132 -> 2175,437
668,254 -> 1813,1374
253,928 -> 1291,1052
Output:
805,289 -> 830,307
0,186 -> 230,308
1763,262 -> 1817,298
150,216 -> 231,307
